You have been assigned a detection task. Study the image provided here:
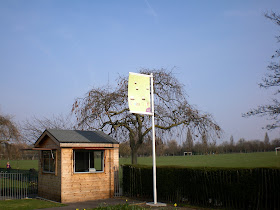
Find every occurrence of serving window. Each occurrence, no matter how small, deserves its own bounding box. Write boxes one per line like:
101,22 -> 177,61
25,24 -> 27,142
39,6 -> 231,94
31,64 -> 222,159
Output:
74,150 -> 104,173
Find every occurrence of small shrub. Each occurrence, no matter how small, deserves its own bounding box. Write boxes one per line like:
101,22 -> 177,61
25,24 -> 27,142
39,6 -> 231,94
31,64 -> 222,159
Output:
93,203 -> 145,210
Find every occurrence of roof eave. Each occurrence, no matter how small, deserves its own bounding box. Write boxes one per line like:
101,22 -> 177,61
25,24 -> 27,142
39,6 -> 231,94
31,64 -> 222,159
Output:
34,129 -> 60,148
60,142 -> 119,148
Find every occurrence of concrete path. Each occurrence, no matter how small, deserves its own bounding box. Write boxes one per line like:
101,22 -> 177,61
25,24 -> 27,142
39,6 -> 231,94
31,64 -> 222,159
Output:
36,197 -> 198,209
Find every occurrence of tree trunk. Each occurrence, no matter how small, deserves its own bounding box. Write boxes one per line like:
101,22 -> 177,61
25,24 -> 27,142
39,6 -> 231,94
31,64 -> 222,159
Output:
129,130 -> 142,165
131,147 -> 138,164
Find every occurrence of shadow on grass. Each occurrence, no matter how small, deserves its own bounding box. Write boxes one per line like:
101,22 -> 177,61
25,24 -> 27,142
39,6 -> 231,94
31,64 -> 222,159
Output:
0,198 -> 66,210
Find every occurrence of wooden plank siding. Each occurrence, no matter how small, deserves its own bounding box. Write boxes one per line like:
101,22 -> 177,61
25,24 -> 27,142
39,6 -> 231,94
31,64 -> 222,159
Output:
60,148 -> 118,203
38,136 -> 61,202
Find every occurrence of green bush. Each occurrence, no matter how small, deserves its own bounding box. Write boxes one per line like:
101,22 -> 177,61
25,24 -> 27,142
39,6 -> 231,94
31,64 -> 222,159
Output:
122,165 -> 280,209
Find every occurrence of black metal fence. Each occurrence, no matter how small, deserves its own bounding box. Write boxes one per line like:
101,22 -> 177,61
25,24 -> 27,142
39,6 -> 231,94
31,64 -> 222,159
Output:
114,166 -> 123,197
0,168 -> 38,200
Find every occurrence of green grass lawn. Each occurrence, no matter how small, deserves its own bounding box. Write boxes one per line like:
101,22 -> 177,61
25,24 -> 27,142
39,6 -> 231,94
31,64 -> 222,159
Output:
93,203 -> 145,210
0,160 -> 38,171
120,151 -> 280,168
0,152 -> 279,171
0,198 -> 65,210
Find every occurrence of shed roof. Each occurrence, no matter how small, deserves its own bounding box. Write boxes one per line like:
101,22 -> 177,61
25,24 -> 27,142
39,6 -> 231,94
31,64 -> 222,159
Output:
35,129 -> 119,146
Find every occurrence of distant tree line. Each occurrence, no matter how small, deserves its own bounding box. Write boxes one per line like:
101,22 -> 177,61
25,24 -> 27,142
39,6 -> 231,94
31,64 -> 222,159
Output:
119,132 -> 280,157
0,142 -> 38,160
0,113 -> 61,160
0,110 -> 279,160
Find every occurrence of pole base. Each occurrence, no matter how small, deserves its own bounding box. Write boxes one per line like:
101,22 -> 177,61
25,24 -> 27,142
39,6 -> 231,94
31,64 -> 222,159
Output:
146,202 -> 167,207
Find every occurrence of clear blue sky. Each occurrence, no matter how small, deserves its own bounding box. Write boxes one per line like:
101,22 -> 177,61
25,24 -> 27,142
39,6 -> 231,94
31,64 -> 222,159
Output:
1,0 -> 280,144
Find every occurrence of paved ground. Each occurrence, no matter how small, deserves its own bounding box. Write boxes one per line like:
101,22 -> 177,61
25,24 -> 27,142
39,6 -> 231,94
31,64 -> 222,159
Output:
36,197 -> 199,210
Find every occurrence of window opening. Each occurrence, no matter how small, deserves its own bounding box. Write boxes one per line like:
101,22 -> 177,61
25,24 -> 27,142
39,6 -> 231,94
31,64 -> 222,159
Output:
42,150 -> 56,173
74,150 -> 104,173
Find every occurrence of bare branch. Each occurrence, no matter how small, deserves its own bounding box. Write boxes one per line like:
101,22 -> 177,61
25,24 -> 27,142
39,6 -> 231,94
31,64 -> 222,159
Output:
244,12 -> 280,129
20,114 -> 74,143
0,114 -> 21,143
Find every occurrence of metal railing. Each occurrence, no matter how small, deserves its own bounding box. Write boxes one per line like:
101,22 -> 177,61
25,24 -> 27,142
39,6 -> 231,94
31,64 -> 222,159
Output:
114,166 -> 123,197
0,171 -> 38,200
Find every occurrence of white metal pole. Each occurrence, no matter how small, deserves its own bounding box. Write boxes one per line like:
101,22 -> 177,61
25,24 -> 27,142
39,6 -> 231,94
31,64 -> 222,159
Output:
151,73 -> 157,204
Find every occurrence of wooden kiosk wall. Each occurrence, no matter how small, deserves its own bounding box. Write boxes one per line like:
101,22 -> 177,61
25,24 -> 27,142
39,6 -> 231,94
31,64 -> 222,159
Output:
37,136 -> 119,203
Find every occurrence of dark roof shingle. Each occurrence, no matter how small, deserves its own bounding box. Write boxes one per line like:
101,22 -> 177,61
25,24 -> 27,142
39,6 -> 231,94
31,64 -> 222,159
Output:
46,129 -> 118,144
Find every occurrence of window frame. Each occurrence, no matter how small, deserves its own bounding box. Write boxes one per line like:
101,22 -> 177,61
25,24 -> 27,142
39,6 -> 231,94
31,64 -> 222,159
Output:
73,149 -> 104,174
42,150 -> 56,174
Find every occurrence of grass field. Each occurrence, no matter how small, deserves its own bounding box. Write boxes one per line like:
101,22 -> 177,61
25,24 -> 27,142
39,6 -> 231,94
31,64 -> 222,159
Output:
120,151 -> 280,168
0,152 -> 279,171
0,198 -> 65,210
0,160 -> 38,171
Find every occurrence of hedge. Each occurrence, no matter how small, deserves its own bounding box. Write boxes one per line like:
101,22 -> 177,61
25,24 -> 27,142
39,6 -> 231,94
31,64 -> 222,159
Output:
122,165 -> 280,209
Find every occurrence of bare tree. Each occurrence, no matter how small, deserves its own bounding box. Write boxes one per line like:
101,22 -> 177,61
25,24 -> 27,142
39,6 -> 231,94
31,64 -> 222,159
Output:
119,141 -> 131,157
230,135 -> 234,145
166,140 -> 179,156
237,138 -> 246,153
0,114 -> 21,159
193,141 -> 203,154
21,114 -> 74,143
264,132 -> 270,151
229,135 -> 234,153
155,137 -> 166,156
0,114 -> 20,143
201,131 -> 208,154
72,68 -> 221,164
183,128 -> 193,152
243,12 -> 280,129
209,139 -> 217,154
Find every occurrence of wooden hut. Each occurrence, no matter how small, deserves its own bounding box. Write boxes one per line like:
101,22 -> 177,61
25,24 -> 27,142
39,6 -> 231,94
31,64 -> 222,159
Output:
34,129 -> 119,203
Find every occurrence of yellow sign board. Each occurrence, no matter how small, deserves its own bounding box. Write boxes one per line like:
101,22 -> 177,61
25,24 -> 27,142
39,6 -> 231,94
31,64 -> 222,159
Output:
128,72 -> 152,115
